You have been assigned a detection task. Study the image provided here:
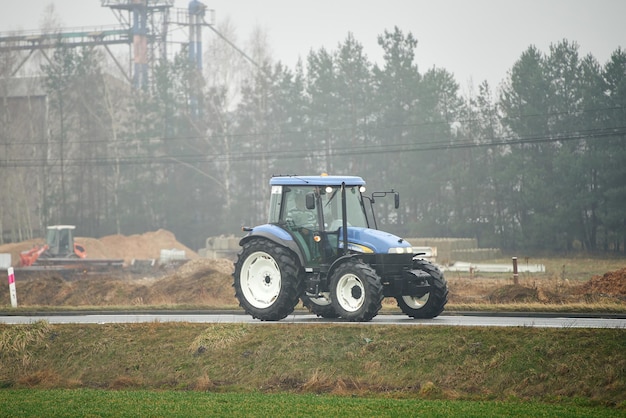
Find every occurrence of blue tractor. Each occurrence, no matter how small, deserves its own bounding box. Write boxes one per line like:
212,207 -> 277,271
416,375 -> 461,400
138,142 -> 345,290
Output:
233,175 -> 448,322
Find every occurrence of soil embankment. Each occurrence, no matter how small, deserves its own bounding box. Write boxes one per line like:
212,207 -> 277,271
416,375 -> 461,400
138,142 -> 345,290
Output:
1,231 -> 625,308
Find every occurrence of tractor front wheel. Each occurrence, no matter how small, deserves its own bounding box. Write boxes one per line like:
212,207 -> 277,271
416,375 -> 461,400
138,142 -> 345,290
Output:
233,238 -> 303,321
330,259 -> 383,322
396,259 -> 448,319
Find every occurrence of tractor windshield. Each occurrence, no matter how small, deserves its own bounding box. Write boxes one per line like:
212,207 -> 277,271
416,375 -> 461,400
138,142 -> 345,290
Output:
320,185 -> 368,231
45,226 -> 74,256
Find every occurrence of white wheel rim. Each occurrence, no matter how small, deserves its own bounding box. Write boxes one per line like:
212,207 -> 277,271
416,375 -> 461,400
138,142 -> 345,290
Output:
240,251 -> 281,309
402,293 -> 430,309
336,273 -> 365,312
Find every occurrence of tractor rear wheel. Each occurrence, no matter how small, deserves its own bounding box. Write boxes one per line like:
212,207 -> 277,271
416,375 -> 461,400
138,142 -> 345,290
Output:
301,293 -> 339,318
330,259 -> 383,322
233,238 -> 303,321
396,259 -> 448,319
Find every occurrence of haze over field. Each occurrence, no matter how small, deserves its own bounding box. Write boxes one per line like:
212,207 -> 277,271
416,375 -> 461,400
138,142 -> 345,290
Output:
1,0 -> 624,89
1,0 -> 625,253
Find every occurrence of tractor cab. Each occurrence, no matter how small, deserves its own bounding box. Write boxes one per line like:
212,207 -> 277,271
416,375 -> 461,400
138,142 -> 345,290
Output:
42,225 -> 87,259
269,177 -> 369,266
46,225 -> 76,257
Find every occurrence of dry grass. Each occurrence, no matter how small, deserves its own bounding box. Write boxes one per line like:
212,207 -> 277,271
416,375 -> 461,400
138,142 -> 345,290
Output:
444,257 -> 626,309
0,322 -> 624,407
188,324 -> 249,353
0,256 -> 624,313
0,320 -> 51,366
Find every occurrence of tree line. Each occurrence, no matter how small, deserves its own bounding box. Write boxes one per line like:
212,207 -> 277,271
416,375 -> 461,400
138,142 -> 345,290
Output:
1,26 -> 625,253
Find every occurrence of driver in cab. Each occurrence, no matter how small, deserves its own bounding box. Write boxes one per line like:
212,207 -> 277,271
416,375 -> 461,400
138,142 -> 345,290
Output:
286,191 -> 317,233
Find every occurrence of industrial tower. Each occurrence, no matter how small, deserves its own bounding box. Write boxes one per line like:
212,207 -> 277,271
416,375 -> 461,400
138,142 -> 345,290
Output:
0,0 -> 211,91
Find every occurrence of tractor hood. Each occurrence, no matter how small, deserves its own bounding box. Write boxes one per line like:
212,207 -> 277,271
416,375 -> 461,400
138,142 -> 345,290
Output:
338,227 -> 413,254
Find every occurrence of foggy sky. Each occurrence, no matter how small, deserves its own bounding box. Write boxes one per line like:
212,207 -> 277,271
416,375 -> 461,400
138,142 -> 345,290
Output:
1,0 -> 624,90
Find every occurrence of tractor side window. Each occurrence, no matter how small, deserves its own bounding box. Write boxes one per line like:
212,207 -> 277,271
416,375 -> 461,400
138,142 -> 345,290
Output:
282,187 -> 321,265
46,228 -> 57,250
284,188 -> 317,229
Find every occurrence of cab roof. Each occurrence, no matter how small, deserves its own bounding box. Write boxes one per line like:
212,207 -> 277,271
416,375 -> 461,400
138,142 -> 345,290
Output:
47,225 -> 76,230
270,175 -> 365,187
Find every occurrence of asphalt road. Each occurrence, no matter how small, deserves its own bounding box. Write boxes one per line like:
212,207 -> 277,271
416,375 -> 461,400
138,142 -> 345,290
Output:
1,312 -> 625,328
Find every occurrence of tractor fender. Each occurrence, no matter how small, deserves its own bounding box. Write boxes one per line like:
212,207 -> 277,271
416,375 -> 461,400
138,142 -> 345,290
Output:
327,253 -> 362,280
412,257 -> 443,280
239,224 -> 306,266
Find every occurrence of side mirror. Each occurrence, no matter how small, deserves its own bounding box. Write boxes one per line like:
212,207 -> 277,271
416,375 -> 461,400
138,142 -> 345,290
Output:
394,192 -> 400,209
305,192 -> 316,210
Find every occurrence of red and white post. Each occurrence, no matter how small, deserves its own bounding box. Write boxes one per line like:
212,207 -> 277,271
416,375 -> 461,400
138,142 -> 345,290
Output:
7,267 -> 17,307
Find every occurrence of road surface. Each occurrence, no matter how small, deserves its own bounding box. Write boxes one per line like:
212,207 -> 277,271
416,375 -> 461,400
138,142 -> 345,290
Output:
1,312 -> 625,328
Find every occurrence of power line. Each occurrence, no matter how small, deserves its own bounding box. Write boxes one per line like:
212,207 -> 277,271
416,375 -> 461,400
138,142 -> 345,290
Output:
3,103 -> 626,147
2,125 -> 625,168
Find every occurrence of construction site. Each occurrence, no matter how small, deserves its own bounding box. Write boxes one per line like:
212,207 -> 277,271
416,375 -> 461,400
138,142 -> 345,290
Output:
0,0 -> 240,252
0,228 -> 624,309
1,2 -> 624,311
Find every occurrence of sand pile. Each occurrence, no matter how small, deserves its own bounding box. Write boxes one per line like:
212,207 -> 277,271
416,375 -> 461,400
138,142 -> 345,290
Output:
0,229 -> 199,267
83,229 -> 199,265
0,239 -> 41,267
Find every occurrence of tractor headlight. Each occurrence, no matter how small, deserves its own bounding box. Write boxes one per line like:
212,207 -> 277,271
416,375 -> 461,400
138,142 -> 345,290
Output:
388,247 -> 414,254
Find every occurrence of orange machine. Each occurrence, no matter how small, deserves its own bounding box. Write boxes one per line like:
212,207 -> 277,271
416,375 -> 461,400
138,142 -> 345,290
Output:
19,225 -> 87,266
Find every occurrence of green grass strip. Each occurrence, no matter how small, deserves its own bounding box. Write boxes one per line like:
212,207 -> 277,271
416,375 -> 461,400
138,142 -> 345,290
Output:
0,389 -> 621,417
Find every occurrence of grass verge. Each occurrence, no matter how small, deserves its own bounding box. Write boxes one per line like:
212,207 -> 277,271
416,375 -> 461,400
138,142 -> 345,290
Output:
0,321 -> 624,410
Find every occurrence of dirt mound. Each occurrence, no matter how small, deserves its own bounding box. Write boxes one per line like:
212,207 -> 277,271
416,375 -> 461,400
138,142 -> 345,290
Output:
445,265 -> 626,305
147,259 -> 236,306
0,239 -> 42,267
0,229 -> 199,267
487,284 -> 539,303
0,259 -> 237,307
176,257 -> 233,276
0,229 -> 240,308
579,268 -> 626,297
95,229 -> 199,264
